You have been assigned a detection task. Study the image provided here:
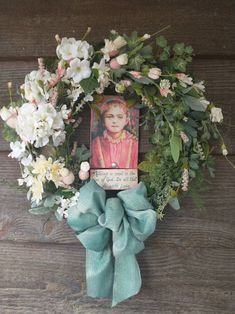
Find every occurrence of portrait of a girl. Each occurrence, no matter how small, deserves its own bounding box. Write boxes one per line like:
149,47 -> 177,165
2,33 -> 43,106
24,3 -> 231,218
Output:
90,96 -> 139,169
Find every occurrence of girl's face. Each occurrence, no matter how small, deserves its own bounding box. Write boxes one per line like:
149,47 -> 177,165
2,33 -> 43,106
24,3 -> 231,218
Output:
103,104 -> 128,134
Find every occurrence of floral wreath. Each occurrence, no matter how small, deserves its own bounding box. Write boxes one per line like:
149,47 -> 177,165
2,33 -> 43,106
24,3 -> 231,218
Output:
0,27 -> 229,306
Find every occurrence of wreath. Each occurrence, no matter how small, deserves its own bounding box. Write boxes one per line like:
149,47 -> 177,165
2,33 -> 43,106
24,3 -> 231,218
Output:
0,27 -> 228,306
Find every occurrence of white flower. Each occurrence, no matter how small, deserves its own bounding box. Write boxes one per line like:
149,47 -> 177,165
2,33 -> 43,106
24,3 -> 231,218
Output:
60,105 -> 71,120
199,98 -> 210,110
159,79 -> 174,97
0,106 -> 18,128
92,58 -> 110,93
8,141 -> 26,159
101,36 -> 127,61
210,107 -> 223,123
176,73 -> 193,87
84,94 -> 93,102
67,85 -> 84,102
52,130 -> 66,146
113,36 -> 127,49
141,34 -> 151,40
80,161 -> 90,172
15,102 -> 65,148
56,37 -> 93,61
222,148 -> 228,156
23,70 -> 52,104
148,68 -> 162,80
116,53 -> 128,65
66,58 -> 91,84
193,81 -> 205,93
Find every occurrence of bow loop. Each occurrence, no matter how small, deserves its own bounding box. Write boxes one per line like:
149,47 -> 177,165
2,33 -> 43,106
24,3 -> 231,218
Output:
67,180 -> 157,306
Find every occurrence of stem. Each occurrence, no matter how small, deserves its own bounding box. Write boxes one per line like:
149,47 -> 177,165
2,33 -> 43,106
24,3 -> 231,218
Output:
81,27 -> 91,41
149,25 -> 171,38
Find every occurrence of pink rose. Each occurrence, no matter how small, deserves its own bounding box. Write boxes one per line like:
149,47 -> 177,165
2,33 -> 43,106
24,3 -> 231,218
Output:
110,58 -> 121,69
129,71 -> 142,79
148,68 -> 162,80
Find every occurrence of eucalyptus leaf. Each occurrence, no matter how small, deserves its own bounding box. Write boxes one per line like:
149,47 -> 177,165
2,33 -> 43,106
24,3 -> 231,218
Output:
170,135 -> 182,163
183,95 -> 207,112
29,206 -> 54,215
168,197 -> 180,210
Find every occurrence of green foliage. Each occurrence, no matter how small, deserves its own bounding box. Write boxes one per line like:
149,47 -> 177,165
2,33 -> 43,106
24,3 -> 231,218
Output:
80,77 -> 99,94
2,124 -> 19,142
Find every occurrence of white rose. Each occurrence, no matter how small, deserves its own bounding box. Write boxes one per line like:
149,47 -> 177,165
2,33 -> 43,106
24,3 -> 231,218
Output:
210,107 -> 223,123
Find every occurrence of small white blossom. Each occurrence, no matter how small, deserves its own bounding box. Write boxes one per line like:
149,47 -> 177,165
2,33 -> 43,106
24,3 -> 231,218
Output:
66,58 -> 91,84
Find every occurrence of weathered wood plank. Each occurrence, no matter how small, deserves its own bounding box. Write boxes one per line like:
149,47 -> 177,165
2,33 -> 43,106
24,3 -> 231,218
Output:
0,153 -> 234,249
0,0 -> 235,57
0,241 -> 234,313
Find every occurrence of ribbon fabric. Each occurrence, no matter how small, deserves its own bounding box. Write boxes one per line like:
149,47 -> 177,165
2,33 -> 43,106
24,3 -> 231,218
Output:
67,179 -> 157,306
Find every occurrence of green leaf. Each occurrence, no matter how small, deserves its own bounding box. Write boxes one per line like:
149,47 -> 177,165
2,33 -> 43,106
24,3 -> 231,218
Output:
140,45 -> 153,56
156,35 -> 167,48
183,95 -> 207,112
29,206 -> 54,215
170,135 -> 182,163
185,45 -> 193,54
138,161 -> 155,172
168,197 -> 180,210
172,57 -> 187,72
128,54 -> 145,71
2,124 -> 19,142
80,77 -> 99,94
44,195 -> 58,208
173,43 -> 185,55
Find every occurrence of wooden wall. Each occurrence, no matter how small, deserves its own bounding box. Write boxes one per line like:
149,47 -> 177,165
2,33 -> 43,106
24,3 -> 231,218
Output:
0,1 -> 235,313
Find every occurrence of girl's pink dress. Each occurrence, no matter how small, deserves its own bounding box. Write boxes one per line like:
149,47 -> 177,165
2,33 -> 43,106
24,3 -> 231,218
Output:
91,130 -> 138,168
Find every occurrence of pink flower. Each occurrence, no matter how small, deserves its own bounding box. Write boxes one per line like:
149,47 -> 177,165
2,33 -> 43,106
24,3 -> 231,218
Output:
110,58 -> 121,69
0,106 -> 18,129
121,80 -> 132,87
129,71 -> 142,79
57,61 -> 66,78
148,67 -> 162,80
159,79 -> 174,97
79,170 -> 89,181
59,168 -> 75,185
109,50 -> 118,57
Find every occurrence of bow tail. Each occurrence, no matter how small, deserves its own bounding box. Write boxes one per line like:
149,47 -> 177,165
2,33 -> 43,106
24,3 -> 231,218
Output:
86,247 -> 114,298
112,254 -> 141,307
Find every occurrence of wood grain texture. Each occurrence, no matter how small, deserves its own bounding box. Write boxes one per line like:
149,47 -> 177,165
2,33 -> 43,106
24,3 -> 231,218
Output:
0,0 -> 235,57
0,241 -> 234,313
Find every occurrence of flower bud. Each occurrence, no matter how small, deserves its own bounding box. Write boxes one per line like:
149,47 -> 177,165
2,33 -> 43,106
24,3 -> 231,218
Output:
110,58 -> 121,69
79,170 -> 89,181
113,36 -> 127,49
116,53 -> 128,65
80,161 -> 90,172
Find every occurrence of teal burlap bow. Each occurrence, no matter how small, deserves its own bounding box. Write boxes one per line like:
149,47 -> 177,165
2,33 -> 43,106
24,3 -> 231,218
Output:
67,179 -> 157,306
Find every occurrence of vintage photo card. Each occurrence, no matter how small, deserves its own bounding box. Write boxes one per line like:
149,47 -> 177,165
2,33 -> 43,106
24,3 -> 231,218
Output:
90,95 -> 139,190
